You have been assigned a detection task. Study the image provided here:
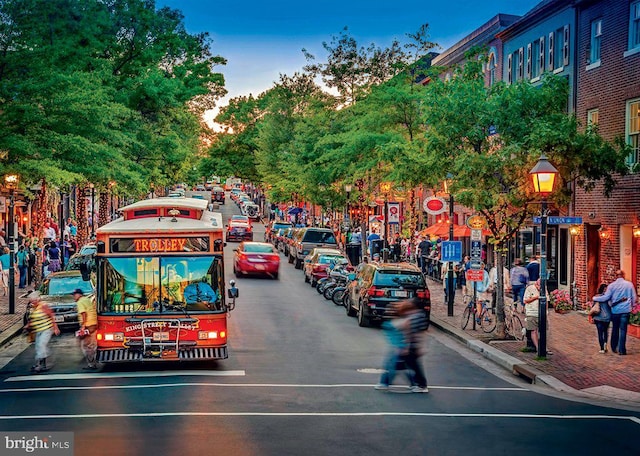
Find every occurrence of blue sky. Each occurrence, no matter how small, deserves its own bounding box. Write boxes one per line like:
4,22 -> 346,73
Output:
158,0 -> 541,106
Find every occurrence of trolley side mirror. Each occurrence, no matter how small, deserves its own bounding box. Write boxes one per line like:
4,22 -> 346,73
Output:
228,280 -> 239,299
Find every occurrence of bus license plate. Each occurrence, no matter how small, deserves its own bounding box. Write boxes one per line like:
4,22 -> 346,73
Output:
393,290 -> 408,298
153,332 -> 169,341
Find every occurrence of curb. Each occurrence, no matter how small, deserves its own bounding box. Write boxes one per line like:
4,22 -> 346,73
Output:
0,321 -> 26,349
430,316 -> 546,384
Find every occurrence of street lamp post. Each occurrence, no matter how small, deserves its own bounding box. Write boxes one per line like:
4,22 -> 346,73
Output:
530,154 -> 558,358
344,184 -> 352,226
380,182 -> 392,262
5,174 -> 19,314
444,174 -> 455,317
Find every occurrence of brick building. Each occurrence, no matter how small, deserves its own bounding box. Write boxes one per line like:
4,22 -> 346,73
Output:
573,0 -> 640,304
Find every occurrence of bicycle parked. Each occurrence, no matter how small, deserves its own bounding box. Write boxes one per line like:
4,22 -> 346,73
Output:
461,295 -> 496,333
504,302 -> 525,341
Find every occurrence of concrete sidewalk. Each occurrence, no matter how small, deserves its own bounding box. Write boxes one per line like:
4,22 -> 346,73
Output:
426,276 -> 640,409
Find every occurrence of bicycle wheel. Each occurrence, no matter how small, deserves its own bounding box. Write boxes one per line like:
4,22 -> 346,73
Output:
510,314 -> 525,341
480,308 -> 496,333
461,306 -> 472,330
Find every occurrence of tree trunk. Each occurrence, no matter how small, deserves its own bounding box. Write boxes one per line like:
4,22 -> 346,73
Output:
76,186 -> 88,247
99,191 -> 109,227
33,179 -> 47,286
494,244 -> 507,339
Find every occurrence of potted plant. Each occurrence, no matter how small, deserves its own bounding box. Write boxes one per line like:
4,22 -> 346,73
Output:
549,289 -> 572,313
628,303 -> 640,339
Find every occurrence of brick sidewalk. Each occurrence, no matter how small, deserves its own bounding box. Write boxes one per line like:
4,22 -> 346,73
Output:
0,282 -> 31,342
426,277 -> 640,394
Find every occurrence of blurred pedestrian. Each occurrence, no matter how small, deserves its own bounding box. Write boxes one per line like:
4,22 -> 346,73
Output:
72,288 -> 99,370
526,255 -> 540,284
404,298 -> 429,392
23,291 -> 60,373
47,241 -> 62,273
590,283 -> 611,353
376,300 -> 413,391
591,269 -> 637,356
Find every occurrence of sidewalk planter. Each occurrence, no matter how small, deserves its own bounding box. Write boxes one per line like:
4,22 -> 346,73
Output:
554,308 -> 571,314
628,324 -> 640,339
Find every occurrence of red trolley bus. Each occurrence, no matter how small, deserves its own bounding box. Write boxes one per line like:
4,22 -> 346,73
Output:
93,197 -> 237,363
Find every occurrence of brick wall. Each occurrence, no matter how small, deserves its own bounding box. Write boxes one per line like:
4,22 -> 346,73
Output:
574,0 -> 640,307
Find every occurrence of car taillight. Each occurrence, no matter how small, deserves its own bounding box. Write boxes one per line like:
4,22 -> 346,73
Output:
368,287 -> 385,297
416,289 -> 430,299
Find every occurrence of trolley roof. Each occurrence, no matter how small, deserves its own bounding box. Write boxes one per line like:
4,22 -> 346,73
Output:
97,198 -> 223,234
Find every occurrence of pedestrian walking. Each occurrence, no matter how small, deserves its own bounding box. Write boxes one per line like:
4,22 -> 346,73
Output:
510,259 -> 529,313
0,247 -> 8,296
23,291 -> 60,373
376,300 -> 413,391
72,288 -> 99,369
404,298 -> 429,392
16,244 -> 29,289
47,241 -> 62,273
589,283 -> 611,354
591,269 -> 637,356
526,256 -> 540,283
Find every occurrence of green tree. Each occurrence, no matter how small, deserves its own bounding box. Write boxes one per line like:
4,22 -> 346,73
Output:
421,54 -> 630,339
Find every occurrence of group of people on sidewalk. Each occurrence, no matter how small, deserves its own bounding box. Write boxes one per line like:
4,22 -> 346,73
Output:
22,287 -> 98,373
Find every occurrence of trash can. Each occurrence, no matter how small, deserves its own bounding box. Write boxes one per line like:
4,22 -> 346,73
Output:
346,243 -> 361,266
371,239 -> 384,257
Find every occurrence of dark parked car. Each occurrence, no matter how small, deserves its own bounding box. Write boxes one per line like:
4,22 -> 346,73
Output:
226,221 -> 253,242
37,270 -> 95,329
345,262 -> 431,328
212,186 -> 225,204
289,227 -> 338,269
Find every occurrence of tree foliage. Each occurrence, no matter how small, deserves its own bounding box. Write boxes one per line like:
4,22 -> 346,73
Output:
0,0 -> 226,195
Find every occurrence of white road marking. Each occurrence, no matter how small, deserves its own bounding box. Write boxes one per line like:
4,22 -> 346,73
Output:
4,370 -> 246,382
0,411 -> 638,425
0,383 -> 527,393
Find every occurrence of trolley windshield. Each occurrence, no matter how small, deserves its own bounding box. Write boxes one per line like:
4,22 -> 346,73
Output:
100,255 -> 225,314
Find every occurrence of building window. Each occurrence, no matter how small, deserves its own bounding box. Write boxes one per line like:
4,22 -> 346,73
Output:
590,19 -> 602,64
526,43 -> 532,79
538,36 -> 545,75
627,99 -> 640,167
517,47 -> 524,80
532,40 -> 540,78
488,53 -> 496,86
563,25 -> 570,66
507,54 -> 513,84
630,1 -> 640,51
548,32 -> 555,71
587,108 -> 599,127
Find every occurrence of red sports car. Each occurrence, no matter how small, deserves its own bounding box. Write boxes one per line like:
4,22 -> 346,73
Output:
233,242 -> 280,279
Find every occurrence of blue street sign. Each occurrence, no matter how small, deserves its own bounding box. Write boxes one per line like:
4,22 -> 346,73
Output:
532,216 -> 583,225
441,241 -> 463,263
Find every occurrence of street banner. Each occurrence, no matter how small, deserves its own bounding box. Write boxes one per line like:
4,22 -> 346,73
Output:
0,197 -> 5,213
387,202 -> 400,224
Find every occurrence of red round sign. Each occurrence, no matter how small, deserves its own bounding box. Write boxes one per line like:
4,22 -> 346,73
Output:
423,197 -> 447,215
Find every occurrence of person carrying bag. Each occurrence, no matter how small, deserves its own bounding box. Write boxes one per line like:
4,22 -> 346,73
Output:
590,283 -> 611,354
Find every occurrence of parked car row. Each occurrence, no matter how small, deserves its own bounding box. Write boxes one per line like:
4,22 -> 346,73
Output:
229,189 -> 260,219
269,227 -> 431,329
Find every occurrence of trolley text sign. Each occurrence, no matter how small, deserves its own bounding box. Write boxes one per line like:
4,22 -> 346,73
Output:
110,237 -> 210,253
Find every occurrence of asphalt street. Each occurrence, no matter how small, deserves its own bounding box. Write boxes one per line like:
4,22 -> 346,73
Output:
0,199 -> 638,456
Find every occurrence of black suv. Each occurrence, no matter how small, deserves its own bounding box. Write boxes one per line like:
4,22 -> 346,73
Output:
289,227 -> 338,269
345,262 -> 431,328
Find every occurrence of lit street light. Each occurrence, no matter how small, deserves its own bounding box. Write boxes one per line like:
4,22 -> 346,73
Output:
530,154 -> 558,358
4,174 -> 19,314
380,182 -> 392,262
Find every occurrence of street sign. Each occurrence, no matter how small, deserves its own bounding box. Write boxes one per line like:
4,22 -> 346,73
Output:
470,239 -> 482,270
441,241 -> 462,263
470,228 -> 483,241
466,215 -> 486,229
532,216 -> 583,225
466,269 -> 485,282
423,196 -> 447,215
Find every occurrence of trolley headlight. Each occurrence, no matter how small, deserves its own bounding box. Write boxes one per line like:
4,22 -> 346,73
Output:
100,332 -> 124,342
